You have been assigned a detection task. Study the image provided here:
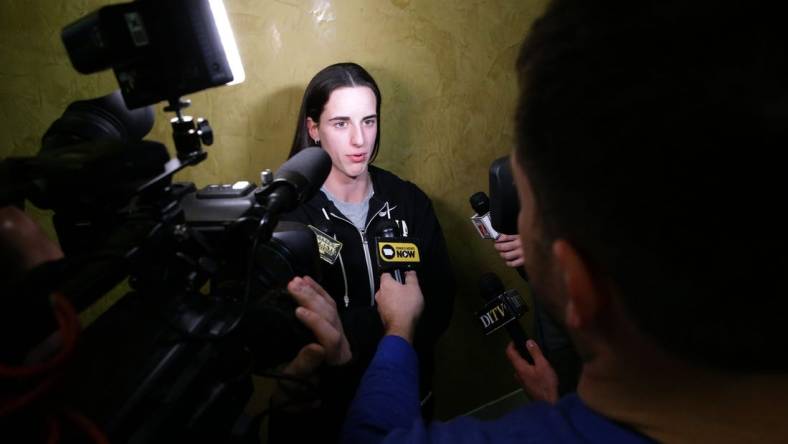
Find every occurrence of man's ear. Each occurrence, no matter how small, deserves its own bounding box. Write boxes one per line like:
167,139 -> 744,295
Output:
306,117 -> 319,142
552,239 -> 607,329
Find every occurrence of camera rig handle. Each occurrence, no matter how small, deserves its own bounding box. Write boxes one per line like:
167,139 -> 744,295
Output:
165,97 -> 213,161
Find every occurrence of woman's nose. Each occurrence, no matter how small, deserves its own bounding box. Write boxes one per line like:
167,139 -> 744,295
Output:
351,124 -> 365,147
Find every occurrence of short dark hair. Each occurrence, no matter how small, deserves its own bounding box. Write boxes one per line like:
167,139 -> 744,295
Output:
289,62 -> 382,160
515,0 -> 788,371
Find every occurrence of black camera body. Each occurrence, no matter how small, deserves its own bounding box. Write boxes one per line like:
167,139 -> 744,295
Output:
0,1 -> 334,440
56,173 -> 321,443
0,88 -> 329,441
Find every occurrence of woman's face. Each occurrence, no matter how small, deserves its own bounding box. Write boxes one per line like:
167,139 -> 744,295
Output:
307,86 -> 378,180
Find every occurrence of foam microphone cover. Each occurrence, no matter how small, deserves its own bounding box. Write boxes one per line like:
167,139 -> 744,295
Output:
375,219 -> 400,237
479,272 -> 506,302
275,147 -> 331,204
489,155 -> 520,235
469,191 -> 490,215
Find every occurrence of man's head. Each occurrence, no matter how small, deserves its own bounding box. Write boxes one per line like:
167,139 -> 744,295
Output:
513,0 -> 788,371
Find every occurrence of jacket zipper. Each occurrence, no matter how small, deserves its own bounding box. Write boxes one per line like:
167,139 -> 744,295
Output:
337,238 -> 350,307
330,201 -> 388,306
359,233 -> 375,305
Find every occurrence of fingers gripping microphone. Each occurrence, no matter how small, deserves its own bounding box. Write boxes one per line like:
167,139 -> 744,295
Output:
477,157 -> 530,282
374,220 -> 420,284
469,191 -> 500,240
477,272 -> 533,363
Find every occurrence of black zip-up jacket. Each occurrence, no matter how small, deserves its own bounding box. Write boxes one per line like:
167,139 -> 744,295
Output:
283,164 -> 455,374
276,165 -> 455,438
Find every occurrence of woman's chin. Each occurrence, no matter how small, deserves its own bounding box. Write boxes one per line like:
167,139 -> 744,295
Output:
332,164 -> 369,180
347,164 -> 369,178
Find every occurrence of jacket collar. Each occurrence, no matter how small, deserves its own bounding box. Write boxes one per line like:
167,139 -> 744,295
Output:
303,165 -> 397,227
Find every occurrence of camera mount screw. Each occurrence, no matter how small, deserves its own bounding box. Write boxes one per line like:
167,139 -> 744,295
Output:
260,169 -> 273,186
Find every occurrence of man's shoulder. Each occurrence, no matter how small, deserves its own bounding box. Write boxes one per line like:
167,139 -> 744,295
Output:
449,395 -> 653,444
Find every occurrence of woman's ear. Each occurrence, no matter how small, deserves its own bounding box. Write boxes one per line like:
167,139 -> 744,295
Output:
552,239 -> 607,330
306,117 -> 320,143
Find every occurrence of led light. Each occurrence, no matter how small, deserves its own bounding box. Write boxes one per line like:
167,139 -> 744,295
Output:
209,0 -> 245,85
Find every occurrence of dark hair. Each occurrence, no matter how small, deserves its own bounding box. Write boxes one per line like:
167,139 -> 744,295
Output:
515,0 -> 788,371
288,62 -> 382,160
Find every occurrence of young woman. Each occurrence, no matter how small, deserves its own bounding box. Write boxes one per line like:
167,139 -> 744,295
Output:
273,62 -> 455,441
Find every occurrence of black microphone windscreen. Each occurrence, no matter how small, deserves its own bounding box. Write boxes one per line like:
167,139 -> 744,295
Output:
375,219 -> 399,237
479,272 -> 505,302
277,147 -> 331,202
469,191 -> 490,215
489,155 -> 520,235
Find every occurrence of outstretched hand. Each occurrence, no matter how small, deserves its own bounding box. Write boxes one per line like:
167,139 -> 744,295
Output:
506,339 -> 559,404
274,276 -> 352,409
287,276 -> 352,366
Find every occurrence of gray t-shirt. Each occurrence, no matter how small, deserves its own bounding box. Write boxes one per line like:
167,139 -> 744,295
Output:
321,184 -> 374,231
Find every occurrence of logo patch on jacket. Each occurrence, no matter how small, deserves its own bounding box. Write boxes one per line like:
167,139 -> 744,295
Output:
309,225 -> 343,264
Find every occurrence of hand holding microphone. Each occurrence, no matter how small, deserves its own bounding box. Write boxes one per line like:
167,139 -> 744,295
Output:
505,339 -> 559,404
373,221 -> 424,342
374,220 -> 420,284
375,272 -> 423,344
476,272 -> 533,363
469,189 -> 529,281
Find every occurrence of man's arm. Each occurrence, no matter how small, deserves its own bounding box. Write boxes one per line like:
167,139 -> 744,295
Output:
341,271 -> 425,444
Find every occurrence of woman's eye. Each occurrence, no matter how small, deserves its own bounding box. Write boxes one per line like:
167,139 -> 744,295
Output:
334,121 -> 348,128
363,119 -> 377,126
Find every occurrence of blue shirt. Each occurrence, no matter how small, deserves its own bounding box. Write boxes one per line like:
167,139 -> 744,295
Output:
342,336 -> 655,444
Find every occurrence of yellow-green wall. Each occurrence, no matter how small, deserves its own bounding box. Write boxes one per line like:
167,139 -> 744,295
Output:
0,0 -> 547,423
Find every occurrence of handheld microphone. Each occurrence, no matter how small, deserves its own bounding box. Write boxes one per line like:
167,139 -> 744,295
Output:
469,191 -> 500,240
374,220 -> 420,284
478,158 -> 530,282
256,147 -> 331,215
476,272 -> 533,363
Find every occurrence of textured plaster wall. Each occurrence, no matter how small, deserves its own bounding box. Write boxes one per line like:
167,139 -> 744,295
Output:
0,0 -> 548,421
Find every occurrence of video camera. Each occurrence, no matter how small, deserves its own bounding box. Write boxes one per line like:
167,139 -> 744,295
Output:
1,1 -> 330,442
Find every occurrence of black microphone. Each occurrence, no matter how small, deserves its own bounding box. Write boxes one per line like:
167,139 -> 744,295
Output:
488,155 -> 519,236
257,147 -> 331,215
377,221 -> 404,283
374,220 -> 420,284
477,161 -> 531,282
469,191 -> 500,240
477,272 -> 533,363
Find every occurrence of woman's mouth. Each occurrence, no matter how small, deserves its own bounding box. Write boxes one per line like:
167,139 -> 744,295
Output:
348,153 -> 366,163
